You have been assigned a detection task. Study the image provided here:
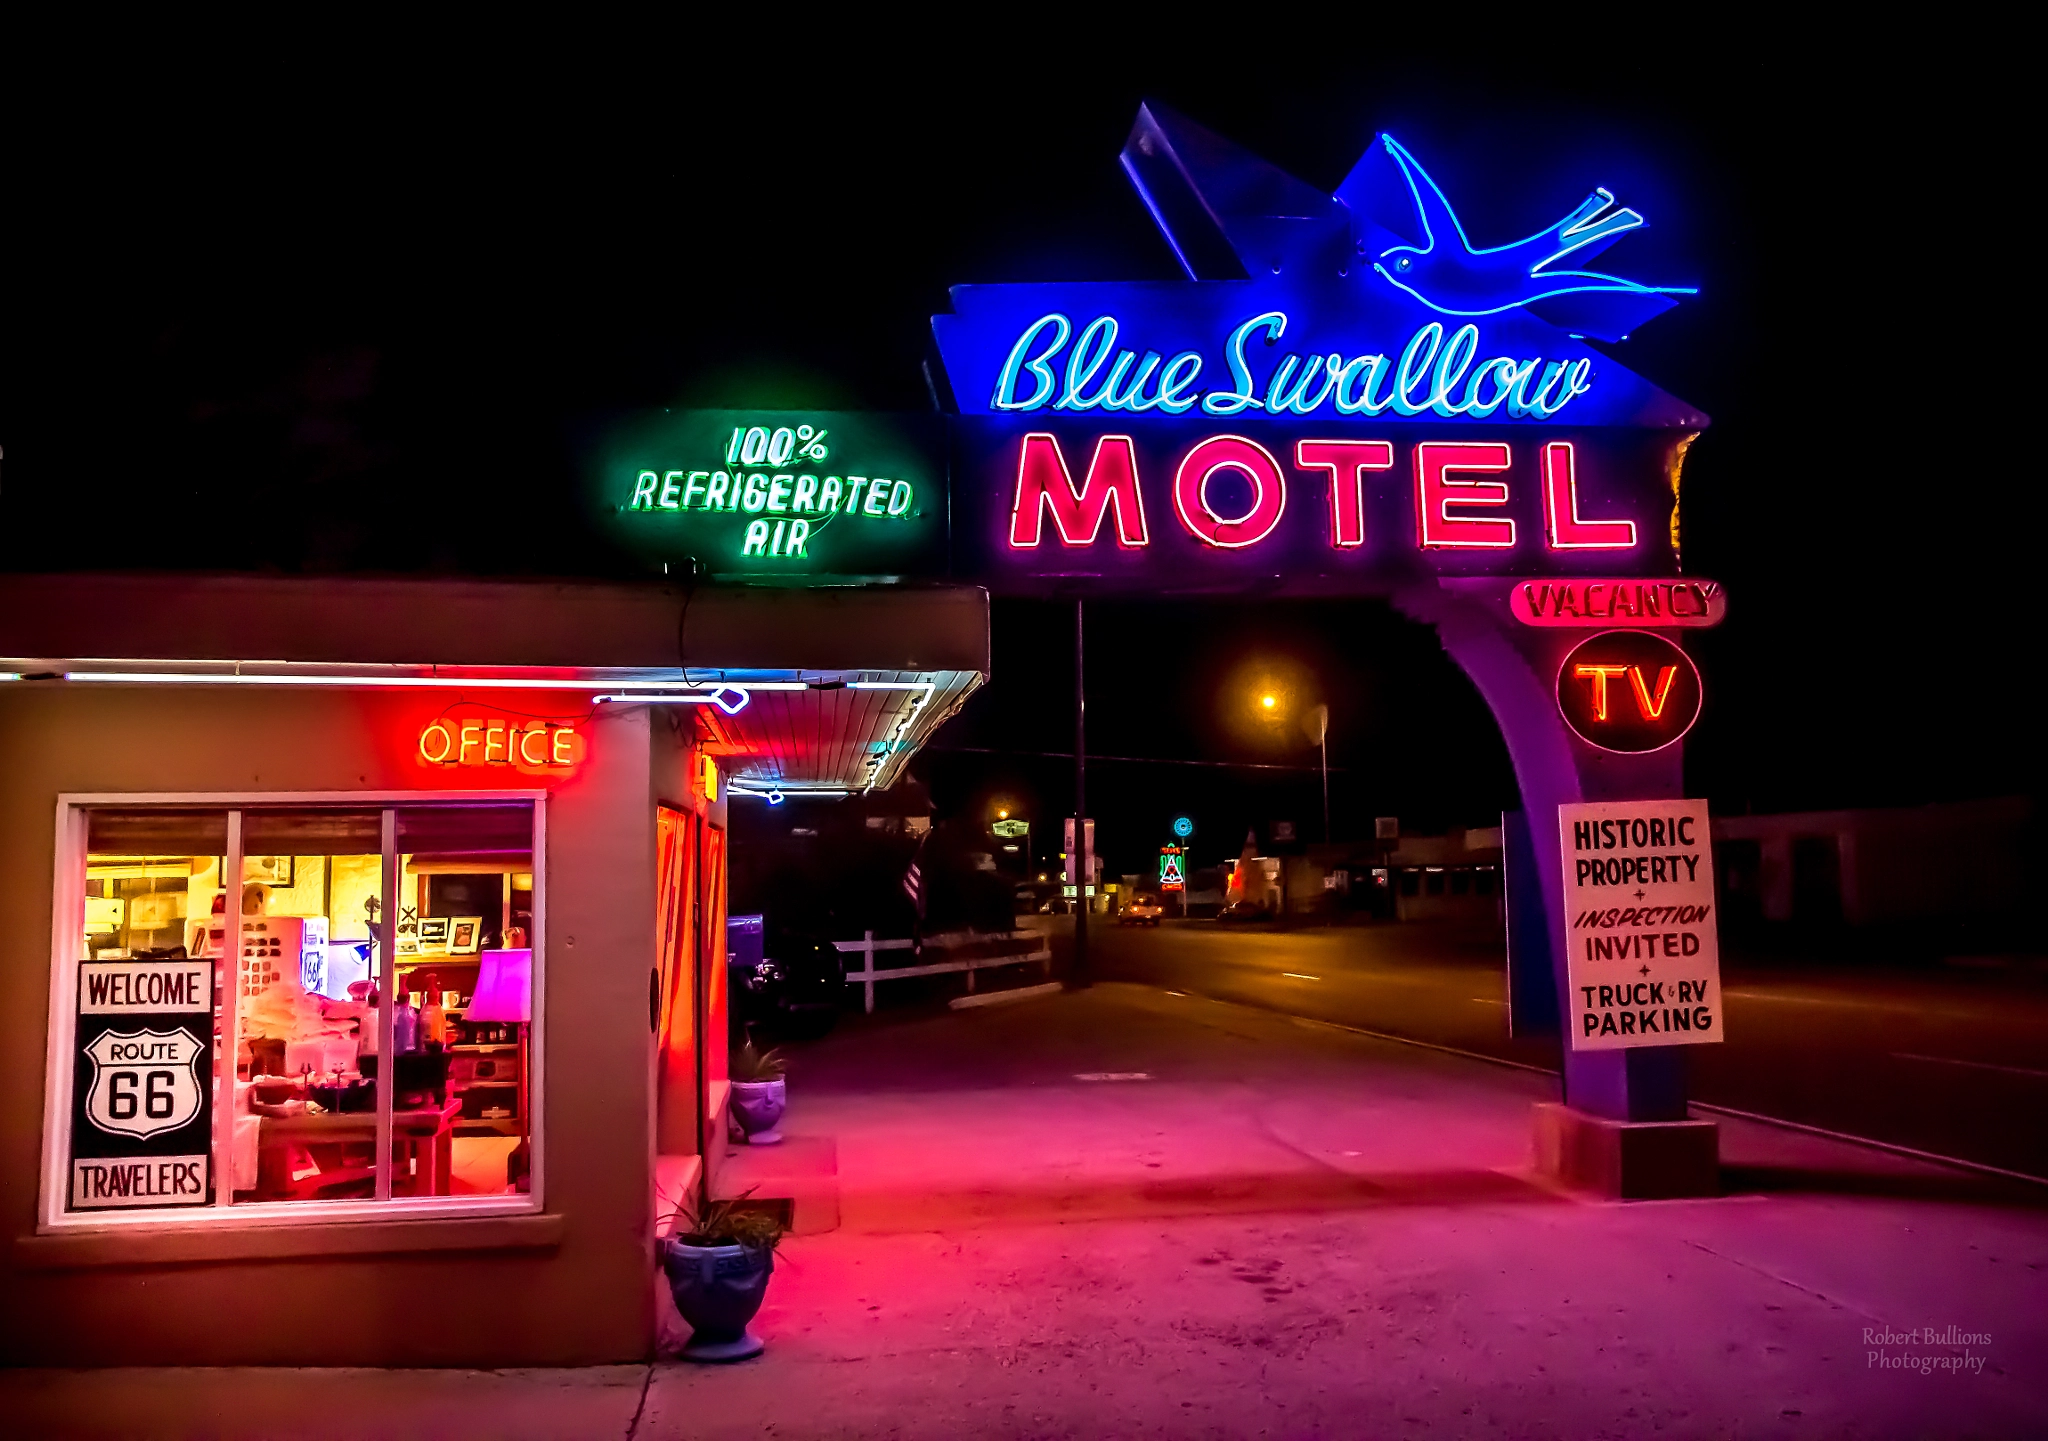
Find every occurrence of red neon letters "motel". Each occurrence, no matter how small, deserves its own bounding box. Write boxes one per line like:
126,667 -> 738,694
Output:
1008,433 -> 1635,552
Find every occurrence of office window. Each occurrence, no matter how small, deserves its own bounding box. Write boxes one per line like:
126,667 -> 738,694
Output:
45,797 -> 539,1228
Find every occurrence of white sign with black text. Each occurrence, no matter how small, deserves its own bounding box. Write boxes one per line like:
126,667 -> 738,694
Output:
1558,799 -> 1722,1051
69,958 -> 215,1210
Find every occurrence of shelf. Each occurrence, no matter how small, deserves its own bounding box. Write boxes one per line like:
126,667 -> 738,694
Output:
451,1044 -> 517,1053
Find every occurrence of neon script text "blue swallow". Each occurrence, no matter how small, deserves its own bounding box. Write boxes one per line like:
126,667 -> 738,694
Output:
991,312 -> 1592,421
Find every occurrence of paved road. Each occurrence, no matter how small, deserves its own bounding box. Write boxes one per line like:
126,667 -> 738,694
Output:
1081,917 -> 2048,1180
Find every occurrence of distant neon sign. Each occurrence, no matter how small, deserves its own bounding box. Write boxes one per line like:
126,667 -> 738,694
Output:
419,718 -> 583,773
1158,844 -> 1186,891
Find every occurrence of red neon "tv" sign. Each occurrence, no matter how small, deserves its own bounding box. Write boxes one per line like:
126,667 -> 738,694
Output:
1554,632 -> 1702,754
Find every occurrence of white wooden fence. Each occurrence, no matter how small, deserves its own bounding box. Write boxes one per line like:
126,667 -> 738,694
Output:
836,929 -> 1054,1013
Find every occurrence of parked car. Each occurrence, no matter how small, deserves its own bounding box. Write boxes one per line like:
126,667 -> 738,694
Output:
1117,894 -> 1166,926
730,930 -> 848,1038
1216,899 -> 1273,924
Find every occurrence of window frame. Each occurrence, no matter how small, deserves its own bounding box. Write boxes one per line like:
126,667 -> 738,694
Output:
39,789 -> 547,1235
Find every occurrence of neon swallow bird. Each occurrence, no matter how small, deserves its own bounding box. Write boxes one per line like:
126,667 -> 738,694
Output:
1117,104 -> 1696,343
1357,135 -> 1696,339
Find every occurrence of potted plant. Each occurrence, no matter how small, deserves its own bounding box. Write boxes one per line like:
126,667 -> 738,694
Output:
728,1039 -> 787,1145
659,1192 -> 784,1363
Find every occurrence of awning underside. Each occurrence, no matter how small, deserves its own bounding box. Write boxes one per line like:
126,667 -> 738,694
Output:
688,669 -> 982,796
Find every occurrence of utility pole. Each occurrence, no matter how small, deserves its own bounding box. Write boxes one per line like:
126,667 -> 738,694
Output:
1071,598 -> 1090,988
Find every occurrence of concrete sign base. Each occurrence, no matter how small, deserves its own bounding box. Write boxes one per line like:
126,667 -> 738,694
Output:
1534,1103 -> 1719,1200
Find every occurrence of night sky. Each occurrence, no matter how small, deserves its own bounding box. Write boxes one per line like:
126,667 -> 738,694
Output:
2,38 -> 2031,870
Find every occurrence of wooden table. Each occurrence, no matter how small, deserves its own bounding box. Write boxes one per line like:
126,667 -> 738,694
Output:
256,1099 -> 463,1199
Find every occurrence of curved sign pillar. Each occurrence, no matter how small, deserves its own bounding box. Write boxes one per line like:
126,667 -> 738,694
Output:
930,103 -> 1725,1184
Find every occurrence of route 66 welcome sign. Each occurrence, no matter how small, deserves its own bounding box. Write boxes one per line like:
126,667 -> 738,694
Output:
69,959 -> 215,1210
84,1028 -> 205,1139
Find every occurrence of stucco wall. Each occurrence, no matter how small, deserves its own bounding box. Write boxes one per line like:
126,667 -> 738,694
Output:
0,685 -> 662,1366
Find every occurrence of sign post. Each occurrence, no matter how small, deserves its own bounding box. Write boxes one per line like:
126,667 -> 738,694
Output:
1557,800 -> 1722,1050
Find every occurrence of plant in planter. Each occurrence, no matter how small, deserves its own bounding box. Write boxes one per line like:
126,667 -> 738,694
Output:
659,1191 -> 785,1363
728,1039 -> 787,1145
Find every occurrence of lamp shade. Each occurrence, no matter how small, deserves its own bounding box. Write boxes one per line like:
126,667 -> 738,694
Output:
465,948 -> 532,1023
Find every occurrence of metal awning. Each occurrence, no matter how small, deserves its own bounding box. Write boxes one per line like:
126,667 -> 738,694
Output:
682,669 -> 982,796
0,574 -> 989,796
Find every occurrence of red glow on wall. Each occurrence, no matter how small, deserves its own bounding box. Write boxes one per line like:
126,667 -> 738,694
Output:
1295,439 -> 1394,548
1173,435 -> 1286,548
1414,441 -> 1515,549
1008,432 -> 1150,548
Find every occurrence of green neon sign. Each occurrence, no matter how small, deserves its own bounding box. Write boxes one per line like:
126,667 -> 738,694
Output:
593,410 -> 946,577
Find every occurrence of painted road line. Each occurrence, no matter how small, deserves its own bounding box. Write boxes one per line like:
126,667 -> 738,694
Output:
1722,990 -> 2023,1023
1282,972 -> 1321,981
1890,1052 -> 2048,1080
1153,985 -> 2048,1188
1471,998 -> 1507,1006
1687,1099 -> 2048,1189
1279,1009 -> 2048,1189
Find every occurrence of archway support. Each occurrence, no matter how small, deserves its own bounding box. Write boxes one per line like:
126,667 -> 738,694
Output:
1401,579 -> 1720,1198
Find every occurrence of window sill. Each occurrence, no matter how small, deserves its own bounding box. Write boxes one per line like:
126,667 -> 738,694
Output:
15,1211 -> 564,1271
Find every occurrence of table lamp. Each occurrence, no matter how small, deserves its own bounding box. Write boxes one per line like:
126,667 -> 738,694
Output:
465,948 -> 531,1023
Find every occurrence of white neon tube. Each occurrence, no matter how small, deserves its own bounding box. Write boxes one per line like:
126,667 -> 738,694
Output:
592,683 -> 752,712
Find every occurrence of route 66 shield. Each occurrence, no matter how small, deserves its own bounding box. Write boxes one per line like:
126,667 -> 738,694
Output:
84,1027 -> 206,1141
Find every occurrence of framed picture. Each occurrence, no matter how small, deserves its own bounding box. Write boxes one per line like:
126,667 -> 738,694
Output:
447,917 -> 484,955
415,917 -> 452,954
245,855 -> 295,887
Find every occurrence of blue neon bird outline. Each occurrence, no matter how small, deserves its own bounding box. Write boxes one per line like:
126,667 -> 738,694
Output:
1358,135 -> 1696,338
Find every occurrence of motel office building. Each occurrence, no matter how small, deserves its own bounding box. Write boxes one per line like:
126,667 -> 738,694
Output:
0,573 -> 985,1366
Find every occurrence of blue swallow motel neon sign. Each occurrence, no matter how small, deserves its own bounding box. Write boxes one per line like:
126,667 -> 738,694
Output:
935,103 -> 1708,594
990,312 -> 1593,421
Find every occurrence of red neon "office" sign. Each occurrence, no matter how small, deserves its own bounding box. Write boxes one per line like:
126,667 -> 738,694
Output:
419,718 -> 584,773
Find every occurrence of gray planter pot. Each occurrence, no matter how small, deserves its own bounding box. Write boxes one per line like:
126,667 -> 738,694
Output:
730,1077 -> 786,1144
661,1237 -> 773,1362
